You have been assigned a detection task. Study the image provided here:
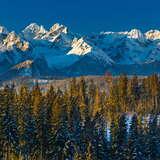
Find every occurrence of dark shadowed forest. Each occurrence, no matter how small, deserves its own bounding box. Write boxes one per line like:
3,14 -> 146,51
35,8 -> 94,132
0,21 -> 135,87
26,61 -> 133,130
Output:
0,75 -> 160,160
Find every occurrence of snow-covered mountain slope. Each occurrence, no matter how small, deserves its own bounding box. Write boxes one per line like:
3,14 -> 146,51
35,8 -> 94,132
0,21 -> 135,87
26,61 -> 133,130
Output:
22,23 -> 113,68
1,23 -> 160,80
0,58 -> 60,81
86,29 -> 160,65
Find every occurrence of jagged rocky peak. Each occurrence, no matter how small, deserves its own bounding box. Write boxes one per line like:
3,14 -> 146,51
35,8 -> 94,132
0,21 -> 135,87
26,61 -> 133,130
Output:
25,23 -> 47,34
22,23 -> 47,39
22,23 -> 69,42
49,23 -> 68,35
68,37 -> 92,55
3,31 -> 20,49
3,31 -> 29,51
145,30 -> 160,40
5,31 -> 20,42
0,26 -> 8,35
127,29 -> 145,41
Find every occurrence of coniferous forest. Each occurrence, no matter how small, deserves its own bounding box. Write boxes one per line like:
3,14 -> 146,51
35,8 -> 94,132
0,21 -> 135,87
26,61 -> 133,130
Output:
1,75 -> 160,160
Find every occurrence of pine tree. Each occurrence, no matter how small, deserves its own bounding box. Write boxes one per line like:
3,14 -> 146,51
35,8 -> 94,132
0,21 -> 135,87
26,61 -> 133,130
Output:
138,118 -> 148,160
139,78 -> 149,114
106,82 -> 120,113
2,85 -> 19,160
17,85 -> 31,158
21,103 -> 38,160
69,99 -> 81,146
78,77 -> 88,118
114,114 -> 128,160
37,99 -> 55,160
118,75 -> 128,111
92,87 -> 102,117
70,78 -> 78,98
146,115 -> 159,160
0,112 -> 4,159
52,89 -> 64,128
110,115 -> 118,159
88,80 -> 96,106
31,82 -> 42,116
92,113 -> 108,160
127,114 -> 141,160
54,104 -> 71,159
150,75 -> 160,112
128,76 -> 139,111
46,85 -> 56,105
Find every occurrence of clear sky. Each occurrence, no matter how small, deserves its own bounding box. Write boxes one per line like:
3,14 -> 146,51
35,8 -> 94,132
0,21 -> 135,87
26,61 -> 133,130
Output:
1,0 -> 160,34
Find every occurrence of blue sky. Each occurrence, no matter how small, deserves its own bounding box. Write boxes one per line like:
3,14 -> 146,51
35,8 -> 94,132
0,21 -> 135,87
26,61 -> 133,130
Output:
1,0 -> 160,34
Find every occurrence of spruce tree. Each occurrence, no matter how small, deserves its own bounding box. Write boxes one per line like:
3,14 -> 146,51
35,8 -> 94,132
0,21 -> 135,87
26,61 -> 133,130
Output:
128,76 -> 139,111
31,82 -> 42,116
54,104 -> 71,159
21,103 -> 38,160
127,114 -> 141,160
114,114 -> 128,160
92,113 -> 108,160
118,75 -> 128,111
2,85 -> 19,160
92,87 -> 102,117
37,99 -> 55,160
69,99 -> 81,147
147,115 -> 159,160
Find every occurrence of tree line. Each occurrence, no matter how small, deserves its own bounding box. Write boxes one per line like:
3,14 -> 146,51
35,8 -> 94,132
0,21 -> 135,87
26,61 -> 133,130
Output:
0,75 -> 160,159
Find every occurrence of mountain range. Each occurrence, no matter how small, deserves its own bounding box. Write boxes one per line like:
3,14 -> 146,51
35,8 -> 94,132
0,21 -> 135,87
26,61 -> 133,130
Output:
1,23 -> 160,81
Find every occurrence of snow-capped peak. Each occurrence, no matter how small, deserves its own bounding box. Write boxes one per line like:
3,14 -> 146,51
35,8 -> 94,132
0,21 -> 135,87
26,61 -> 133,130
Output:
22,23 -> 69,43
49,23 -> 68,34
0,26 -> 8,35
3,31 -> 20,49
24,23 -> 47,33
1,31 -> 29,52
145,30 -> 160,40
3,23 -> 160,78
68,37 -> 92,55
22,23 -> 47,39
100,29 -> 146,42
127,29 -> 145,42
